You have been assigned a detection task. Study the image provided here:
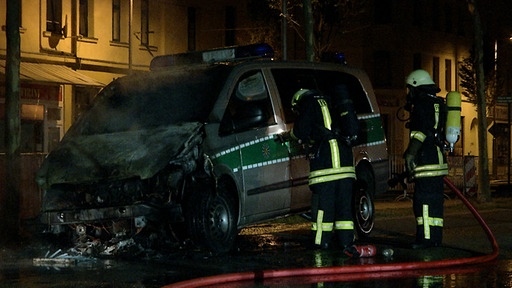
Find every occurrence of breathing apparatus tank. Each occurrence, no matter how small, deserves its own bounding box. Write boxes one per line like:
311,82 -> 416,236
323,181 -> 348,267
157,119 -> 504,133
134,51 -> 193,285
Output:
445,91 -> 461,153
332,84 -> 360,146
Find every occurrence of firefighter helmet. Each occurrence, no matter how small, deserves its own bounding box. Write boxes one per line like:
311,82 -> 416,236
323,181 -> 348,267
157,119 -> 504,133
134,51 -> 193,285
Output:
406,69 -> 435,87
291,89 -> 310,111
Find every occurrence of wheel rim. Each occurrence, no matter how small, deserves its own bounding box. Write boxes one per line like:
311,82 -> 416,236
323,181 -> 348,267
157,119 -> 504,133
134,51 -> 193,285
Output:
208,197 -> 231,241
358,194 -> 371,222
356,190 -> 374,234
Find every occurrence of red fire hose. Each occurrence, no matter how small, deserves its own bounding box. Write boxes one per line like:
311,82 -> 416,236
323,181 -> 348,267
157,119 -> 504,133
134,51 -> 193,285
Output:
164,177 -> 499,288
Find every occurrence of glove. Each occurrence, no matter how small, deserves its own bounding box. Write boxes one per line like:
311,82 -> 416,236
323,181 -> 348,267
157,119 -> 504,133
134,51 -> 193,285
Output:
275,131 -> 292,143
404,153 -> 416,178
403,138 -> 422,179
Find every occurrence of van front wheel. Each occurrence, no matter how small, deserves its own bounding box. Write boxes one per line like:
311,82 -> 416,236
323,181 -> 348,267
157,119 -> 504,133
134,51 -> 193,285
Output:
186,179 -> 237,254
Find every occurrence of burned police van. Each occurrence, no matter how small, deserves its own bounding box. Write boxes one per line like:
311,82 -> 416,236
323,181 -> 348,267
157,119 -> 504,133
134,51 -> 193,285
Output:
36,44 -> 389,255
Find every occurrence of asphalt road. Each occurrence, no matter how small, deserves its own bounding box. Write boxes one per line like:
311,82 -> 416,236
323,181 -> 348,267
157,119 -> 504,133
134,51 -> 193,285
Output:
0,193 -> 511,287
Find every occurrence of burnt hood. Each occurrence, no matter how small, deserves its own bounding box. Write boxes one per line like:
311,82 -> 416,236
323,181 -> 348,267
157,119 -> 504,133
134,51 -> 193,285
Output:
36,122 -> 203,189
36,64 -> 230,189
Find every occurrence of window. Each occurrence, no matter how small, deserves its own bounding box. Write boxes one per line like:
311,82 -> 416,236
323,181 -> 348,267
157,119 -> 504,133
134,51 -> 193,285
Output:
445,59 -> 452,91
374,0 -> 392,24
456,2 -> 467,36
225,6 -> 235,46
74,86 -> 100,121
271,69 -> 373,124
140,0 -> 149,46
46,0 -> 62,33
433,57 -> 440,85
112,0 -> 121,41
112,0 -> 129,43
79,0 -> 92,37
432,0 -> 440,31
220,71 -> 274,135
373,50 -> 392,88
413,53 -> 422,70
444,3 -> 453,33
454,116 -> 463,156
412,0 -> 423,27
188,7 -> 196,51
0,104 -> 45,153
48,127 -> 61,153
18,3 -> 23,27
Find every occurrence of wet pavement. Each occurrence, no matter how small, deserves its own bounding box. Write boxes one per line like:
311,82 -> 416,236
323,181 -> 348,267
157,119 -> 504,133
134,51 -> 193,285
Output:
1,193 -> 511,287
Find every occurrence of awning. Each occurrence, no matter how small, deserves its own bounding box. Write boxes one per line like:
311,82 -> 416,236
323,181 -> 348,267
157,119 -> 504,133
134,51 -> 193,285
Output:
0,60 -> 105,87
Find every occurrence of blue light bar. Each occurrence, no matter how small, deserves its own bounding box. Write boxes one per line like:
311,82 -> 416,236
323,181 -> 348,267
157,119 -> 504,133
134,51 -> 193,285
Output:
235,43 -> 274,59
321,52 -> 347,65
150,43 -> 274,70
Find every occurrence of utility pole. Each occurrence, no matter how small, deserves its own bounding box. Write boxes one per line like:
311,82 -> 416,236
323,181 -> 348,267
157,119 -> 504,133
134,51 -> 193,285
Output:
2,0 -> 22,243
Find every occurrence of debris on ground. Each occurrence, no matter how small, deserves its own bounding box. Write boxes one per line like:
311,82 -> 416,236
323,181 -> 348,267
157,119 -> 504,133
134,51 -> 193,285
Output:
32,234 -> 146,269
33,249 -> 96,268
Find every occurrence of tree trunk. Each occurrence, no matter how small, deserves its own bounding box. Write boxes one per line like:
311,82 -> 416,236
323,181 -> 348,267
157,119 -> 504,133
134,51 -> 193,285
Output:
2,0 -> 22,243
468,0 -> 491,202
303,0 -> 314,61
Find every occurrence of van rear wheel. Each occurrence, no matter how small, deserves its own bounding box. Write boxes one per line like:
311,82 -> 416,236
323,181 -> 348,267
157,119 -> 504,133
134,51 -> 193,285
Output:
353,181 -> 375,238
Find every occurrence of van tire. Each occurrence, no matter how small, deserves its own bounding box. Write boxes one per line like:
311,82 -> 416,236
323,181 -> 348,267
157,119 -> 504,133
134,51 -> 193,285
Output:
185,178 -> 237,254
353,180 -> 375,238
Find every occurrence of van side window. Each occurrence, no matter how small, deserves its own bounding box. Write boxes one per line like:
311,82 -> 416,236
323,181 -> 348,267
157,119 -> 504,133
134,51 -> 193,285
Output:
271,69 -> 373,124
220,71 -> 274,135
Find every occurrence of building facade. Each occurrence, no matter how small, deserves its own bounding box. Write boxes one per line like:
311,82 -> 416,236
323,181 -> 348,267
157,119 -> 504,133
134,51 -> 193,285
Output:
288,0 -> 507,179
0,0 -> 253,153
277,0 -> 511,179
1,0 -> 509,175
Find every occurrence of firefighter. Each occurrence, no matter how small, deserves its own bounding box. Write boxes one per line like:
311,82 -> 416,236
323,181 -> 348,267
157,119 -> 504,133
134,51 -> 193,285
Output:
287,88 -> 357,253
404,69 -> 449,249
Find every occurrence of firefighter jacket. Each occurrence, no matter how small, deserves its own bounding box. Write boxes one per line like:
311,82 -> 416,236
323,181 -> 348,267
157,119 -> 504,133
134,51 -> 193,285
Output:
291,93 -> 356,185
407,92 -> 448,179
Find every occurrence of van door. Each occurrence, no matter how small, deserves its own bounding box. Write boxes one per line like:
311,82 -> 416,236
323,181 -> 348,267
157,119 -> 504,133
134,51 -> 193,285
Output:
217,70 -> 291,221
268,67 -> 317,212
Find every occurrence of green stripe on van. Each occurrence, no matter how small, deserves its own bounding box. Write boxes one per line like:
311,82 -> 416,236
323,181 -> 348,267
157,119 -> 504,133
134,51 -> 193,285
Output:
212,147 -> 241,171
358,114 -> 385,146
212,135 -> 289,172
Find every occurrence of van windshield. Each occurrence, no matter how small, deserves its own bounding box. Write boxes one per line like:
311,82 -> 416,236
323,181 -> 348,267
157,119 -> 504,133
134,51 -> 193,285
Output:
65,65 -> 231,138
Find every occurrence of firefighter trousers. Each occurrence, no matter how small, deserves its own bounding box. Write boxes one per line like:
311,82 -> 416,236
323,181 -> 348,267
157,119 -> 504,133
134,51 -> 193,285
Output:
413,175 -> 444,245
310,177 -> 354,249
